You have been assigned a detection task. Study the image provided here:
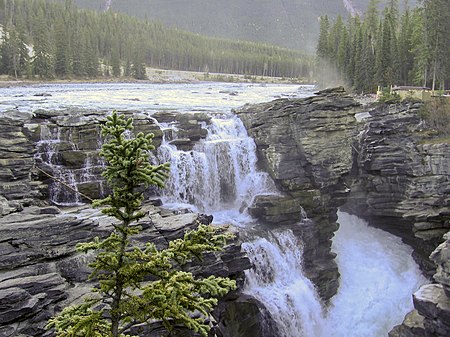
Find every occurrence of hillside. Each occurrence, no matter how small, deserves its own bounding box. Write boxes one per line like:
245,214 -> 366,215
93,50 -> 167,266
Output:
61,0 -> 416,53
0,0 -> 312,80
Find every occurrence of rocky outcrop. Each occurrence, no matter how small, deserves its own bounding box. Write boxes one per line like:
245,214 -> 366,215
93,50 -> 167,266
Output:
236,87 -> 361,301
346,101 -> 449,276
0,110 -> 46,212
390,233 -> 450,337
237,90 -> 450,336
34,109 -> 164,204
0,108 -> 252,336
0,204 -> 251,336
342,100 -> 450,337
153,110 -> 211,151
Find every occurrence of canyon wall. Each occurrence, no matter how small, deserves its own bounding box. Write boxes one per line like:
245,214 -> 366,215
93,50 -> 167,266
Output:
237,89 -> 449,336
236,87 -> 360,301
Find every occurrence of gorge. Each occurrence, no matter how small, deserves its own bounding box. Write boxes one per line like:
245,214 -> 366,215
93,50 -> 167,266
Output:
0,83 -> 448,337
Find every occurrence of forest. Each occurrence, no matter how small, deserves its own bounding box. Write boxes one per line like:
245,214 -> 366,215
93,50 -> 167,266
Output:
0,0 -> 312,80
316,0 -> 450,92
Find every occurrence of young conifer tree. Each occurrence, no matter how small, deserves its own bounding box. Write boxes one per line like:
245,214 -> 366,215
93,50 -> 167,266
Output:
47,111 -> 236,337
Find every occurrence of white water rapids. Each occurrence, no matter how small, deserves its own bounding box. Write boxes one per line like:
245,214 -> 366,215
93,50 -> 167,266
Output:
243,212 -> 427,337
1,82 -> 427,336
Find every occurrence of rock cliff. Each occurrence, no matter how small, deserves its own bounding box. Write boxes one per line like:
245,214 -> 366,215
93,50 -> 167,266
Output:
236,89 -> 450,336
347,101 -> 449,276
0,108 -> 251,337
236,87 -> 361,301
343,100 -> 449,336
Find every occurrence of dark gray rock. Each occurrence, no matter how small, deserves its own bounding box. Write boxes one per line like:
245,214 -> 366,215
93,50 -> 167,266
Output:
413,283 -> 450,336
153,111 -> 210,150
347,101 -> 450,277
212,294 -> 279,337
0,204 -> 251,336
236,87 -> 359,301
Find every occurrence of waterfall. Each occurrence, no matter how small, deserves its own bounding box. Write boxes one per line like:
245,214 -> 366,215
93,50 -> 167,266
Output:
241,211 -> 427,337
321,211 -> 427,337
158,113 -> 277,223
35,124 -> 105,205
242,229 -> 325,337
18,83 -> 427,336
156,107 -> 427,337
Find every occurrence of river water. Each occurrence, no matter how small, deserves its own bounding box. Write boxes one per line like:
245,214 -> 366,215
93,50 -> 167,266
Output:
0,82 -> 427,336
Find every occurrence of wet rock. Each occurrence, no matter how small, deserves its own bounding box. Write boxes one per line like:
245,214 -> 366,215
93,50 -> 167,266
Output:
413,284 -> 450,336
248,194 -> 303,226
212,294 -> 279,337
237,87 -> 359,301
347,101 -> 450,277
389,310 -> 426,337
153,111 -> 211,150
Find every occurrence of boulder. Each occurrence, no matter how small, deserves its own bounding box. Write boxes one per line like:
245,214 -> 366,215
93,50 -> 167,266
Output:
413,284 -> 450,336
431,232 -> 450,296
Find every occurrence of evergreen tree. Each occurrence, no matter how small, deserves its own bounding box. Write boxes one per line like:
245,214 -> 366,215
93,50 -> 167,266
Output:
111,46 -> 121,77
47,111 -> 236,337
31,11 -> 55,78
410,8 -> 430,86
316,15 -> 330,59
365,0 -> 380,35
54,18 -> 72,77
422,0 -> 450,90
397,3 -> 414,85
132,45 -> 147,80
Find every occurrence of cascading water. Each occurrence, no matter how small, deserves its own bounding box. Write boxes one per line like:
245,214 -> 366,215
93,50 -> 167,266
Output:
321,211 -> 427,337
4,82 -> 428,336
241,211 -> 427,337
35,123 -> 105,205
158,113 -> 277,224
243,227 -> 325,337
152,94 -> 427,336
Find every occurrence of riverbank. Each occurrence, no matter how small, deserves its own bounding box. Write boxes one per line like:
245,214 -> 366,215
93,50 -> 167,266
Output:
0,67 -> 311,88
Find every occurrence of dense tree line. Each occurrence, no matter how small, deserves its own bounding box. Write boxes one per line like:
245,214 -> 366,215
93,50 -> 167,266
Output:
0,0 -> 312,80
316,0 -> 450,92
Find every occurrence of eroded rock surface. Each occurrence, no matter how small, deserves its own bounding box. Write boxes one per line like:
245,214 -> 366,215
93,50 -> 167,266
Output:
0,204 -> 251,336
347,101 -> 450,276
236,87 -> 360,300
346,101 -> 450,337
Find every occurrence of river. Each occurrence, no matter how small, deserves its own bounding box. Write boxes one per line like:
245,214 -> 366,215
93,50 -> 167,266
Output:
0,81 -> 427,336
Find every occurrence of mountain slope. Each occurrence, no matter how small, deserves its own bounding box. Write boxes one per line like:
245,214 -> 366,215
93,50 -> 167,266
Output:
57,0 -> 351,53
63,0 -> 416,53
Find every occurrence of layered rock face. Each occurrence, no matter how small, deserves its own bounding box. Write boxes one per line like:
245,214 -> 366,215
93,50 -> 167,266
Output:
236,87 -> 361,301
0,203 -> 250,336
348,101 -> 450,276
236,90 -> 450,336
0,109 -> 251,336
0,110 -> 46,214
345,101 -> 450,337
390,234 -> 450,337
